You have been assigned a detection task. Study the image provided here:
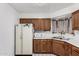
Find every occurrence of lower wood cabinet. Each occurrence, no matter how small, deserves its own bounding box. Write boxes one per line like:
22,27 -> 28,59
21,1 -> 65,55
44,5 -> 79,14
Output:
33,39 -> 52,53
71,45 -> 79,56
64,42 -> 72,56
33,39 -> 41,53
53,39 -> 65,56
33,39 -> 79,56
41,39 -> 52,53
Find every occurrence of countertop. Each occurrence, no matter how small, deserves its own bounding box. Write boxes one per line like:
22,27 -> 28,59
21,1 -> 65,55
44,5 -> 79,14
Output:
34,32 -> 79,48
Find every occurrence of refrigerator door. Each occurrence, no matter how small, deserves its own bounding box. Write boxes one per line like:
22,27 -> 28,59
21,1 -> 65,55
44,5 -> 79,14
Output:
15,24 -> 22,55
22,24 -> 33,55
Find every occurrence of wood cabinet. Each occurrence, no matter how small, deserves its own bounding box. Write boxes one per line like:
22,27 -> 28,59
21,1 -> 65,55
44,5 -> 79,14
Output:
20,18 -> 51,31
39,19 -> 45,30
33,39 -> 72,55
44,19 -> 51,31
20,18 -> 32,24
33,39 -> 79,56
32,18 -> 51,31
71,45 -> 79,56
64,42 -> 72,56
53,40 -> 72,56
33,39 -> 52,53
32,19 -> 41,30
53,39 -> 65,56
41,39 -> 52,53
72,10 -> 79,30
33,39 -> 41,53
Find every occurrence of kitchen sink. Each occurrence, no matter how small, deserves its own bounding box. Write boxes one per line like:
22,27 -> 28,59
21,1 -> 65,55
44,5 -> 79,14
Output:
52,34 -> 72,41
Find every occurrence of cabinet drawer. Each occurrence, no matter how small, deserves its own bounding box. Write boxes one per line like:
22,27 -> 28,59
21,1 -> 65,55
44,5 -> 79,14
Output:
53,39 -> 64,44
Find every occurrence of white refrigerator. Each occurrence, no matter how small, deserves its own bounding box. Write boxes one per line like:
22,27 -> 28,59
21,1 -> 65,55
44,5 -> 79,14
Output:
15,24 -> 33,55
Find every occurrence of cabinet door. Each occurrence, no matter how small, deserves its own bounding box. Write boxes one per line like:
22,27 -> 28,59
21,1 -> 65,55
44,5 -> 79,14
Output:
44,19 -> 51,31
77,13 -> 79,28
32,18 -> 51,31
46,40 -> 52,53
75,14 -> 78,28
72,46 -> 79,56
33,39 -> 41,53
39,19 -> 51,31
53,40 -> 65,56
41,39 -> 52,53
32,19 -> 40,30
64,42 -> 72,56
39,19 -> 45,30
40,40 -> 47,53
33,39 -> 52,53
72,10 -> 79,30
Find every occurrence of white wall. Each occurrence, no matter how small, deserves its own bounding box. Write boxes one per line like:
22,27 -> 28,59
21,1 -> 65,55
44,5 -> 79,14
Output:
0,3 -> 19,56
20,13 -> 52,18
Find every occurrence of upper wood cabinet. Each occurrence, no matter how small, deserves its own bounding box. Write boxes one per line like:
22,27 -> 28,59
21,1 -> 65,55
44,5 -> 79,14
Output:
32,19 -> 40,30
44,19 -> 51,31
31,19 -> 44,31
32,18 -> 51,31
72,10 -> 79,30
20,18 -> 32,24
20,18 -> 51,31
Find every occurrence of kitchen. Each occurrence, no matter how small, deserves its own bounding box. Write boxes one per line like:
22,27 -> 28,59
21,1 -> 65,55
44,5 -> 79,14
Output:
0,3 -> 77,56
15,8 -> 79,56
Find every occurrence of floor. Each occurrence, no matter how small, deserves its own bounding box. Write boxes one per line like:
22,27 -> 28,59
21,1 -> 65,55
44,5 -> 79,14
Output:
33,54 -> 56,56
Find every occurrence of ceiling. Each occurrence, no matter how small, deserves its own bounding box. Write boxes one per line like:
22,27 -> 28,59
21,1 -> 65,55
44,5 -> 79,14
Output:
9,3 -> 74,13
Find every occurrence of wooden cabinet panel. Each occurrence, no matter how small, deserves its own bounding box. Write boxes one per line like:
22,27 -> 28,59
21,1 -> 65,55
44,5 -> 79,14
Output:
33,39 -> 79,56
20,18 -> 51,31
20,18 -> 32,24
64,42 -> 72,56
41,40 -> 47,53
33,39 -> 52,53
77,13 -> 79,28
40,39 -> 52,53
74,14 -> 79,28
33,39 -> 41,53
39,19 -> 45,30
46,40 -> 53,53
32,19 -> 40,30
72,10 -> 79,30
71,46 -> 79,56
53,39 -> 65,56
32,18 -> 51,31
44,19 -> 51,31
